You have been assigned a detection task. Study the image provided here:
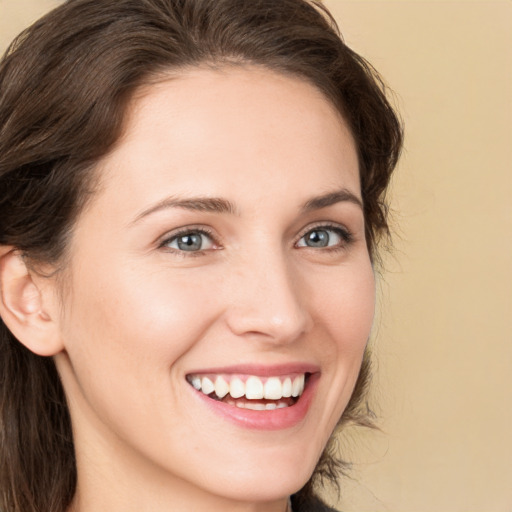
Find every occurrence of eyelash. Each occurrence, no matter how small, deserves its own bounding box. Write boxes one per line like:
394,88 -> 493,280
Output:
159,226 -> 217,257
296,223 -> 353,252
158,223 -> 353,256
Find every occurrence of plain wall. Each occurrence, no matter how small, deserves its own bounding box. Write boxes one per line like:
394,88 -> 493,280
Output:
1,1 -> 511,511
323,2 -> 511,511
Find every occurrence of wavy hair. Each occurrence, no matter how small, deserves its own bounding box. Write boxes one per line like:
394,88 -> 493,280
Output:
0,1 -> 403,510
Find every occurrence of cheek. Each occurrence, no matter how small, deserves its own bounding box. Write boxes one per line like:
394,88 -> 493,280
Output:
58,262 -> 222,426
308,260 -> 375,419
313,260 -> 375,353
65,260 -> 219,353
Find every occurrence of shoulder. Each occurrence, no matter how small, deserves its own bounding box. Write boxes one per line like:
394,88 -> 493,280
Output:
291,494 -> 340,512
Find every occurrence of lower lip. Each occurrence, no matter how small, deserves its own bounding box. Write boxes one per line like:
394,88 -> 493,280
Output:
189,373 -> 320,430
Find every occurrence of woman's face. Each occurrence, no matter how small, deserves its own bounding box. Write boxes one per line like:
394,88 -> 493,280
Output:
53,66 -> 375,506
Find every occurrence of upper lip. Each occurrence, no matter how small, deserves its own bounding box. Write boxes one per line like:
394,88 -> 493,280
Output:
185,363 -> 320,378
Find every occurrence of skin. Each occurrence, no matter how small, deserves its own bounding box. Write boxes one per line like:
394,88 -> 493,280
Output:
44,66 -> 376,512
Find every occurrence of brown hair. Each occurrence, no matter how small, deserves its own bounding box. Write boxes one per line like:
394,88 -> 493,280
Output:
0,0 -> 402,510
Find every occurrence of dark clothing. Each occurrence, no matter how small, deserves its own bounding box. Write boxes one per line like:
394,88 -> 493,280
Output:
291,494 -> 339,512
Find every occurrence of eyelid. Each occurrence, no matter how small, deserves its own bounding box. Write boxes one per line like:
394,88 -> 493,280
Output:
295,222 -> 353,248
157,225 -> 220,252
155,221 -> 353,254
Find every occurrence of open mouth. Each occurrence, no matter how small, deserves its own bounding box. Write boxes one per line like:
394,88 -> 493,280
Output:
186,373 -> 310,411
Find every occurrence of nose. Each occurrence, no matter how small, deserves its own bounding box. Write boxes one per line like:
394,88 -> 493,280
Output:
224,249 -> 312,344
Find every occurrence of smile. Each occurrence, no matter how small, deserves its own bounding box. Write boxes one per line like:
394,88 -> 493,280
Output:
186,373 -> 307,410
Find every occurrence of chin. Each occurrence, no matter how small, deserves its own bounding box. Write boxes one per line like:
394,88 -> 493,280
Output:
209,460 -> 315,503
187,437 -> 323,503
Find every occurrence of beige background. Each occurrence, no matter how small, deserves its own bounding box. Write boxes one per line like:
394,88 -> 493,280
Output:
1,1 -> 511,511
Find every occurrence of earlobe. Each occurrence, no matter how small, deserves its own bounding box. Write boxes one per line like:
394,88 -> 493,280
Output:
0,247 -> 63,356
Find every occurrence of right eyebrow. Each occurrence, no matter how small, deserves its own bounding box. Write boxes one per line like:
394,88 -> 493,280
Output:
129,196 -> 238,226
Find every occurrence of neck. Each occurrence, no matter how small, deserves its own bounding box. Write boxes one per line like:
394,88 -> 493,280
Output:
69,462 -> 290,512
69,423 -> 290,512
69,487 -> 290,512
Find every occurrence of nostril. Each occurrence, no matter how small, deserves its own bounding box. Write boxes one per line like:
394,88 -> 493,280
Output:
223,259 -> 311,341
226,310 -> 309,343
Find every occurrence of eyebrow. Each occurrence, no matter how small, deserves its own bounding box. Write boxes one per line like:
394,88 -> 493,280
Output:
131,188 -> 362,225
131,196 -> 237,225
301,189 -> 363,211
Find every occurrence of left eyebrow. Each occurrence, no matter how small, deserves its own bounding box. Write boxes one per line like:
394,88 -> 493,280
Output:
301,189 -> 363,212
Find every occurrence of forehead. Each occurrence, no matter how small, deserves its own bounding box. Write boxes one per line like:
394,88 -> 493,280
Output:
94,65 -> 360,212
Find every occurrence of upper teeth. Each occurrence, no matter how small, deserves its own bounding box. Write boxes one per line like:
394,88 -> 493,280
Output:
188,374 -> 306,400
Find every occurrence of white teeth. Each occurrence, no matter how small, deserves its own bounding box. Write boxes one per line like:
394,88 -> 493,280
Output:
214,376 -> 230,398
229,377 -> 245,399
299,376 -> 305,395
189,373 -> 307,402
236,401 -> 289,410
291,375 -> 305,397
201,377 -> 215,395
245,376 -> 264,399
264,377 -> 283,400
246,402 -> 266,411
282,377 -> 292,397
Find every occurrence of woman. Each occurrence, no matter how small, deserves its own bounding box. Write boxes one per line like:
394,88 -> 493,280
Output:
0,0 -> 402,511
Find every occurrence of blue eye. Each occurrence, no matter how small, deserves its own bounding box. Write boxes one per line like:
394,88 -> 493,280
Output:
296,226 -> 349,249
164,230 -> 215,252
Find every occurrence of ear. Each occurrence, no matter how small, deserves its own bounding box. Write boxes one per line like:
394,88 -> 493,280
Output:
0,247 -> 64,356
